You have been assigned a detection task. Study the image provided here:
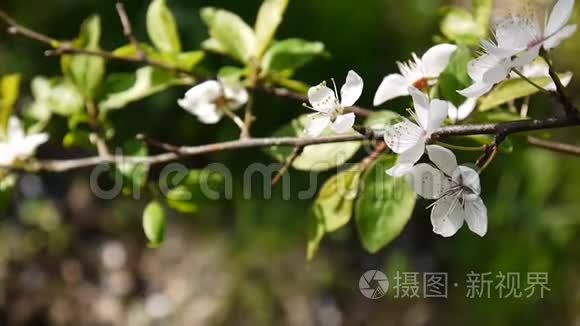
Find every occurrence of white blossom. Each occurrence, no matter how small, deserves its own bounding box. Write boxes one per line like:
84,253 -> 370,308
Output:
178,80 -> 249,124
409,145 -> 488,237
374,44 -> 457,106
383,87 -> 448,177
304,70 -> 363,137
0,117 -> 48,166
459,0 -> 577,98
448,97 -> 479,123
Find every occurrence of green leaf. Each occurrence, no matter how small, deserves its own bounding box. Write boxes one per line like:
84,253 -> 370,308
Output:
473,0 -> 493,36
355,156 -> 416,253
307,207 -> 325,261
438,45 -> 473,106
164,169 -> 226,214
146,0 -> 182,53
0,74 -> 21,136
364,110 -> 400,129
479,75 -> 571,111
218,66 -> 247,82
99,67 -> 183,111
62,15 -> 105,100
114,43 -> 203,72
440,7 -> 482,45
63,130 -> 92,149
117,140 -> 149,195
143,201 -> 167,247
261,39 -> 325,75
0,174 -> 16,213
314,165 -> 362,232
267,114 -> 362,171
200,7 -> 257,63
254,0 -> 289,59
29,77 -> 84,117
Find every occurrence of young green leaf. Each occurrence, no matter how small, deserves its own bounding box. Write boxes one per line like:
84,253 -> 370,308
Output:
117,140 -> 149,196
473,0 -> 492,37
307,206 -> 326,261
143,201 -> 167,247
314,165 -> 362,232
61,15 -> 105,100
261,39 -> 325,75
355,156 -> 416,253
266,114 -> 362,171
254,0 -> 289,59
440,7 -> 481,45
200,7 -> 257,63
0,74 -> 21,136
146,0 -> 182,53
164,169 -> 226,214
29,77 -> 84,117
99,67 -> 184,111
479,74 -> 571,111
438,45 -> 472,106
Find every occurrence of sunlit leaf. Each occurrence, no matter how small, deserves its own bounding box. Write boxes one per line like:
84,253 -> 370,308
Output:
254,0 -> 289,59
315,165 -> 362,232
440,7 -> 481,45
143,201 -> 167,247
99,67 -> 184,111
355,156 -> 416,253
200,7 -> 257,63
261,39 -> 325,75
29,77 -> 84,117
267,114 -> 362,171
307,207 -> 326,261
0,74 -> 21,136
164,169 -> 226,214
62,15 -> 105,100
479,75 -> 571,111
146,0 -> 182,53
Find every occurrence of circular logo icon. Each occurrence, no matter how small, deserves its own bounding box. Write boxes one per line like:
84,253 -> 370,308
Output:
359,270 -> 389,299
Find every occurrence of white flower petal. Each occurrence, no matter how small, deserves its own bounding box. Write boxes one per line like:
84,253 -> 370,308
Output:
431,194 -> 465,237
179,81 -> 221,109
453,165 -> 481,195
543,24 -> 577,50
409,86 -> 430,130
340,70 -> 364,107
467,54 -> 503,82
408,163 -> 450,199
511,46 -> 541,68
305,115 -> 331,137
482,61 -> 511,84
480,40 -> 520,58
222,83 -> 249,110
330,113 -> 356,134
384,118 -> 425,154
463,196 -> 488,237
449,98 -> 478,122
387,140 -> 426,177
0,144 -> 15,166
7,117 -> 25,140
421,43 -> 457,78
426,145 -> 458,176
308,84 -> 337,113
373,74 -> 409,106
19,133 -> 49,157
545,0 -> 575,37
190,103 -> 223,124
458,82 -> 493,98
427,99 -> 448,133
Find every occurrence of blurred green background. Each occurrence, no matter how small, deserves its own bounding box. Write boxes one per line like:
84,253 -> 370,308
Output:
1,0 -> 580,325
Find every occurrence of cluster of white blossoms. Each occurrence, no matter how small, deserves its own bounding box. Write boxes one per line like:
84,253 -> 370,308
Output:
459,0 -> 576,98
178,79 -> 249,124
0,117 -> 48,167
173,0 -> 577,238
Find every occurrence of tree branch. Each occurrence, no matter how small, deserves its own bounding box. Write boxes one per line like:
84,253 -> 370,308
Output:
527,136 -> 580,156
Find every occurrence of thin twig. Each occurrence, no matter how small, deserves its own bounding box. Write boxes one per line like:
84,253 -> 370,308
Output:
527,136 -> 580,157
115,1 -> 145,59
271,146 -> 304,186
221,107 -> 248,135
512,68 -> 551,95
543,53 -> 578,118
137,134 -> 183,155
